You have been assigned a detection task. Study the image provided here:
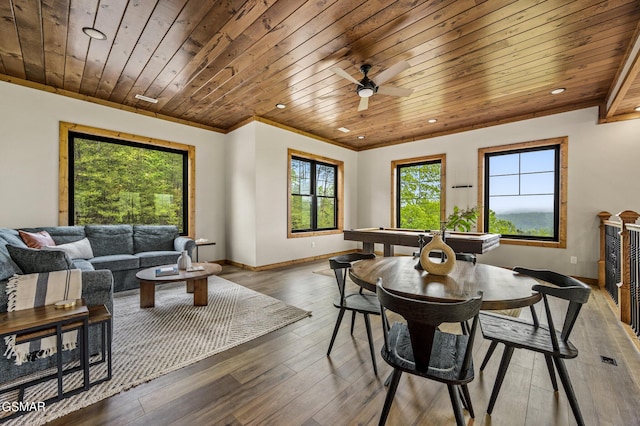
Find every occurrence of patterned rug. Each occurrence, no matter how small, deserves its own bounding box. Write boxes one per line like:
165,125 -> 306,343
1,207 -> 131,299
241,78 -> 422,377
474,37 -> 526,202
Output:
1,276 -> 311,425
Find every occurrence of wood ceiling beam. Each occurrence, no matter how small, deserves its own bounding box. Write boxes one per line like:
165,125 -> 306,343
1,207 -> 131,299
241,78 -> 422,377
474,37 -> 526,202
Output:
604,21 -> 640,118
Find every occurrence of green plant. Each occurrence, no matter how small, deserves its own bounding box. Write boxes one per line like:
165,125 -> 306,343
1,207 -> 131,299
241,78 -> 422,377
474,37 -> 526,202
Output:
444,205 -> 479,232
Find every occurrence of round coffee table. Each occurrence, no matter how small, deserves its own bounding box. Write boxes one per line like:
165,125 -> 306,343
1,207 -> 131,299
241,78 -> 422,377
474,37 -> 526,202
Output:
135,262 -> 222,308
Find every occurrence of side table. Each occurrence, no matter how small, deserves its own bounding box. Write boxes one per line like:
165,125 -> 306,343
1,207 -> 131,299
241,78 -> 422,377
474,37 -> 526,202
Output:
0,300 -> 90,420
194,240 -> 216,262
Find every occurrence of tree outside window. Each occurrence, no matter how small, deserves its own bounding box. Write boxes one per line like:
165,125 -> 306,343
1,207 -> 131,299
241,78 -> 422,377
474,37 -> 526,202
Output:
67,131 -> 189,234
288,149 -> 343,237
393,155 -> 446,230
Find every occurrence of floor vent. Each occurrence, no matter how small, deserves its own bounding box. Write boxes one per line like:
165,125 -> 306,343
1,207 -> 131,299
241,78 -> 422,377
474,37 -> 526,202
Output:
600,355 -> 618,366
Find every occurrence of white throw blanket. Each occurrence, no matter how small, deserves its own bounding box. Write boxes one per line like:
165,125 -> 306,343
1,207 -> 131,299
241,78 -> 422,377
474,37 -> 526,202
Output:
4,269 -> 83,365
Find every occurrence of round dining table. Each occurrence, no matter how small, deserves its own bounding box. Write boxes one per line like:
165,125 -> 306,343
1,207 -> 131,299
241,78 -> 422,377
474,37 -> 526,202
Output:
349,256 -> 541,310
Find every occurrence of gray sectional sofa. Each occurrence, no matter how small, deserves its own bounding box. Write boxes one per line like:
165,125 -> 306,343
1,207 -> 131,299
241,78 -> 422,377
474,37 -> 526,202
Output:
6,225 -> 195,292
0,224 -> 194,383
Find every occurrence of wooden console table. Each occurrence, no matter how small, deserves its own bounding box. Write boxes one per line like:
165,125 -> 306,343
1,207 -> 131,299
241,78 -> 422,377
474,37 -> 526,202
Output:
0,300 -> 90,420
0,301 -> 113,420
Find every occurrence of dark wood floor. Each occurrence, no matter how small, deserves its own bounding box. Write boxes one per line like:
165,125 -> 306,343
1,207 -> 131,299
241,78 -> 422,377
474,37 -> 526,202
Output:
50,259 -> 640,426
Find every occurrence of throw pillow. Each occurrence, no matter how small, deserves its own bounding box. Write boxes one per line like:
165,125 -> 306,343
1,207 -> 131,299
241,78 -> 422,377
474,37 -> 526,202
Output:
6,245 -> 73,274
44,238 -> 94,260
18,230 -> 56,249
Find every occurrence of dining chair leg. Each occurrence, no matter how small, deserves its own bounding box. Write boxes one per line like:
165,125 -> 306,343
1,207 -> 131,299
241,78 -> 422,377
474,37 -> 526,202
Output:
487,346 -> 515,414
363,313 -> 378,375
447,384 -> 466,426
544,354 -> 558,391
327,308 -> 346,356
480,341 -> 499,371
460,384 -> 474,418
378,368 -> 402,426
554,357 -> 585,426
350,311 -> 356,335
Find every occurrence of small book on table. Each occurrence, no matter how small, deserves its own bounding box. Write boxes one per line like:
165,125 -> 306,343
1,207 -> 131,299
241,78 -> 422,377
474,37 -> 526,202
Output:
156,266 -> 179,277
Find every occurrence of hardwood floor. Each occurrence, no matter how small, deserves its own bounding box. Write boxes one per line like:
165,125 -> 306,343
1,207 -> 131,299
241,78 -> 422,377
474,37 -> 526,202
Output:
50,260 -> 640,426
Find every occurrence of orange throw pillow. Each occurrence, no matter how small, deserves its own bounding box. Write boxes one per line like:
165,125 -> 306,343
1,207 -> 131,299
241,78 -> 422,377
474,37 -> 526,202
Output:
18,230 -> 56,249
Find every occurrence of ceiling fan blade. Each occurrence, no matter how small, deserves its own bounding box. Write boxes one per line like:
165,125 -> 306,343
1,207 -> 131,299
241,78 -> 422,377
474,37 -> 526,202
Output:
330,66 -> 362,86
357,97 -> 369,111
377,85 -> 414,97
375,60 -> 411,85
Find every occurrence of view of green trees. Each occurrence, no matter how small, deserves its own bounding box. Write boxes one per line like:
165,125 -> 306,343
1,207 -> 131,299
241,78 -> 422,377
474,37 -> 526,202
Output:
397,161 -> 552,237
290,158 -> 336,231
72,136 -> 185,232
488,211 -> 553,237
397,162 -> 441,230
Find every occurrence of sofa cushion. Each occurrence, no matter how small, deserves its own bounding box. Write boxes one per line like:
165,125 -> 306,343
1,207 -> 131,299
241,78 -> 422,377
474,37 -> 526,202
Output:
18,230 -> 55,248
44,238 -> 94,259
6,245 -> 73,274
133,225 -> 178,253
85,225 -> 134,257
89,254 -> 139,272
71,259 -> 95,271
23,226 -> 87,245
136,251 -> 181,268
0,230 -> 25,280
0,229 -> 26,248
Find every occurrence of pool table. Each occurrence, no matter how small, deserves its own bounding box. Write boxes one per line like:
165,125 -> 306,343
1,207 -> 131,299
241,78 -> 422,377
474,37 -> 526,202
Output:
343,227 -> 500,257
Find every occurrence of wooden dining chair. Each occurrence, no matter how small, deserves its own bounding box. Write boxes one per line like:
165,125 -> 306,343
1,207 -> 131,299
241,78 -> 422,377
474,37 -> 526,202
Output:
327,252 -> 379,374
376,278 -> 483,426
479,267 -> 591,426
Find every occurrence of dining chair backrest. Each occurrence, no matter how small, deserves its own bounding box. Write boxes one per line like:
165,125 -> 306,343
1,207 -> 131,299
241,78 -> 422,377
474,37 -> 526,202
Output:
513,267 -> 591,346
329,253 -> 375,304
376,278 -> 482,373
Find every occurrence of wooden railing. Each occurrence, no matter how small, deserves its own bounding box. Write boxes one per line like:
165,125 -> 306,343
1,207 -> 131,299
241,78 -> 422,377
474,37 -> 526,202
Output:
598,211 -> 640,330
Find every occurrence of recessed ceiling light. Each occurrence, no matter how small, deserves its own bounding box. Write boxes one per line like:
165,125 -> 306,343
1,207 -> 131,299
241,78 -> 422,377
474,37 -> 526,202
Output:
82,27 -> 106,40
357,135 -> 365,139
635,106 -> 640,112
550,88 -> 566,95
276,103 -> 286,109
428,118 -> 437,124
338,127 -> 350,133
135,94 -> 158,104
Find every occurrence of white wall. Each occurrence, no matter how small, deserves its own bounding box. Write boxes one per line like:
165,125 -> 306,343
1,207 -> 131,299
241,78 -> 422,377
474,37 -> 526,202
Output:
358,108 -> 640,279
0,81 -> 227,261
251,122 -> 359,267
225,123 -> 257,266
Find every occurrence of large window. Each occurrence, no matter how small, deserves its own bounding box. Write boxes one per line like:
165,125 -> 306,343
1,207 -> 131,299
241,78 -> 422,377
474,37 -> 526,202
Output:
288,149 -> 343,236
478,137 -> 567,247
59,122 -> 196,236
392,155 -> 446,230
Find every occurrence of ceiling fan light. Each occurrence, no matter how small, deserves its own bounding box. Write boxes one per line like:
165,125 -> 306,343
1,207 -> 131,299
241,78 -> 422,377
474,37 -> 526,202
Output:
358,88 -> 374,98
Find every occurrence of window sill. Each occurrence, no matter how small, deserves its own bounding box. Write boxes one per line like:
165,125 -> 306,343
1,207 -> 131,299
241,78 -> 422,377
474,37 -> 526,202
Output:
288,229 -> 342,238
499,237 -> 566,249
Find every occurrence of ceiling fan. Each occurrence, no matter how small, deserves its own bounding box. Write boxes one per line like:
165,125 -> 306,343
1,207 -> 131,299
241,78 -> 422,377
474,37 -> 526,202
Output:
330,60 -> 414,111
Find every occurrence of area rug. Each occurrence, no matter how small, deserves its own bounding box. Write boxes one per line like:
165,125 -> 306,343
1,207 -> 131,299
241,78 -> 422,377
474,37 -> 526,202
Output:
1,276 -> 311,425
312,268 -> 334,277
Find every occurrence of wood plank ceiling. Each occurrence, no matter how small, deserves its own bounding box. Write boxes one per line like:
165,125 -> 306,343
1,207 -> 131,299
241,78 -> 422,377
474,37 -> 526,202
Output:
1,0 -> 639,150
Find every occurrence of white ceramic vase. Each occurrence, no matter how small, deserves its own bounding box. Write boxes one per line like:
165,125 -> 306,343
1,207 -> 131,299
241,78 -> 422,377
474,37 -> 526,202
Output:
419,233 -> 456,275
177,250 -> 192,270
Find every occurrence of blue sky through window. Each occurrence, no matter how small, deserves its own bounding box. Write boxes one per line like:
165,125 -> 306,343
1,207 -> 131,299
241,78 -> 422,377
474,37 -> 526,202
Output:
488,148 -> 555,213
